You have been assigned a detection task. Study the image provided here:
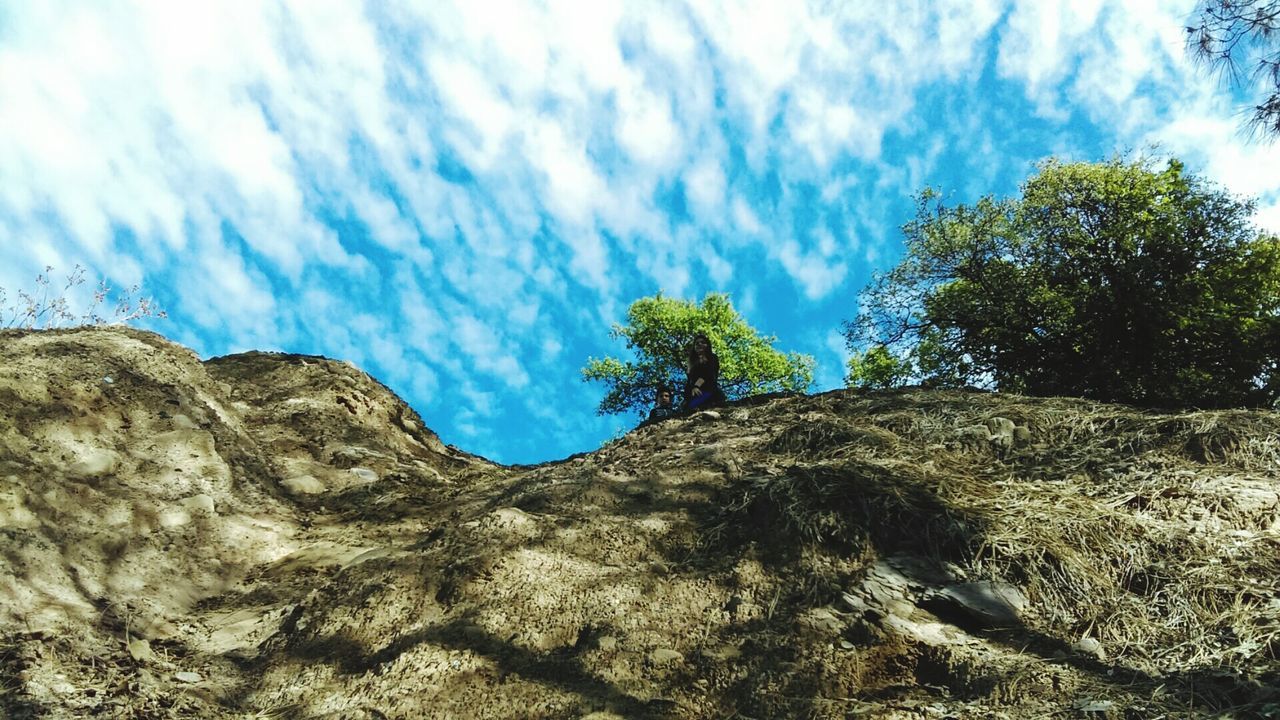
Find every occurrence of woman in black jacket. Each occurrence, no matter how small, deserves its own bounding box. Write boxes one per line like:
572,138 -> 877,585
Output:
684,333 -> 725,410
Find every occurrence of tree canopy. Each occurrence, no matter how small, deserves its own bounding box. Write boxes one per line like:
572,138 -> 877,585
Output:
582,293 -> 814,416
845,156 -> 1280,409
1187,0 -> 1280,140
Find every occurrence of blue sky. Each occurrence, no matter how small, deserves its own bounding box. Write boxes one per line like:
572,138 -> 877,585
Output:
2,1 -> 1278,463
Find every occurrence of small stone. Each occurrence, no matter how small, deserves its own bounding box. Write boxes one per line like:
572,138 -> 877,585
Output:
180,494 -> 215,514
800,607 -> 844,634
350,467 -> 378,482
1074,699 -> 1114,713
596,636 -> 617,652
985,417 -> 1016,437
1072,637 -> 1105,660
699,410 -> 721,420
174,671 -> 202,683
649,648 -> 683,665
282,475 -> 325,495
67,449 -> 118,479
127,639 -> 153,662
702,642 -> 742,660
158,507 -> 192,528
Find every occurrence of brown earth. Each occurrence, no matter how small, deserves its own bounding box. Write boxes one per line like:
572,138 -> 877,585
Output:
1,326 -> 1278,719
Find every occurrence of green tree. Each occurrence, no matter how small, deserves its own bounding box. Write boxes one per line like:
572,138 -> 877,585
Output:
1187,0 -> 1280,140
583,293 -> 815,416
844,156 -> 1280,408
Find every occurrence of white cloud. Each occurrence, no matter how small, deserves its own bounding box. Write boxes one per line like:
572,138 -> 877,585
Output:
428,55 -> 516,170
685,158 -> 727,217
540,337 -> 564,363
776,240 -> 848,301
450,311 -> 531,390
526,118 -> 607,228
997,0 -> 1106,116
616,79 -> 682,169
731,197 -> 763,235
1150,112 -> 1280,199
1255,202 -> 1280,235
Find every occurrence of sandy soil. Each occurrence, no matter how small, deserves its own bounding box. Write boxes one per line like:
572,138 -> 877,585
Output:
1,327 -> 1277,719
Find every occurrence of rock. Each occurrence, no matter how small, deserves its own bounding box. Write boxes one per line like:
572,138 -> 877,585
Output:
986,417 -> 1017,454
691,446 -> 722,462
730,409 -> 750,422
349,467 -> 378,482
282,475 -> 325,495
800,607 -> 844,634
841,591 -> 869,613
483,507 -> 538,536
180,494 -> 216,514
886,599 -> 917,618
67,449 -> 118,479
986,417 -> 1016,437
596,636 -> 617,652
158,507 -> 192,528
174,671 -> 202,683
928,581 -> 1027,628
650,648 -> 683,665
942,562 -> 968,581
1072,636 -> 1105,660
701,642 -> 742,660
127,639 -> 154,662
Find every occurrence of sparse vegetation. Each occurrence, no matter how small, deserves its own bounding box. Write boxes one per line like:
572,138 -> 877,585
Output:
1,264 -> 166,329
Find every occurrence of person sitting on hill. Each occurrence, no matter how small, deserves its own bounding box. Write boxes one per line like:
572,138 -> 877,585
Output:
684,332 -> 725,411
646,383 -> 679,423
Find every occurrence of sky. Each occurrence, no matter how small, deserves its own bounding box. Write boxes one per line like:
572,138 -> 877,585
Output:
2,0 -> 1278,464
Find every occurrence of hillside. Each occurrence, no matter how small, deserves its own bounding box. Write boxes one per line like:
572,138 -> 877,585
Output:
1,327 -> 1278,719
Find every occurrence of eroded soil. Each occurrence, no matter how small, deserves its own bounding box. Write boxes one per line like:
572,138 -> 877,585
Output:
2,327 -> 1278,719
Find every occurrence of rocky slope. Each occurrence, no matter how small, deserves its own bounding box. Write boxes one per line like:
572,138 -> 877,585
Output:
1,327 -> 1277,719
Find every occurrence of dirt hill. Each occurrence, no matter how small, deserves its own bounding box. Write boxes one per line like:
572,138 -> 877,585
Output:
1,327 -> 1277,719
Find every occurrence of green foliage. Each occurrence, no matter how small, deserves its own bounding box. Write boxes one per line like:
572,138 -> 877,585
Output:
845,156 -> 1280,408
1,265 -> 166,329
582,293 -> 814,416
845,345 -> 913,389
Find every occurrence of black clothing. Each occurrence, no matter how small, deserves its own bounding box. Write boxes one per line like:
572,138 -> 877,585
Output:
685,354 -> 723,409
647,404 -> 679,422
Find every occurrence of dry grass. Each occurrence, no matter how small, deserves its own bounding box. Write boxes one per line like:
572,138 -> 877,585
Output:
716,390 -> 1280,684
